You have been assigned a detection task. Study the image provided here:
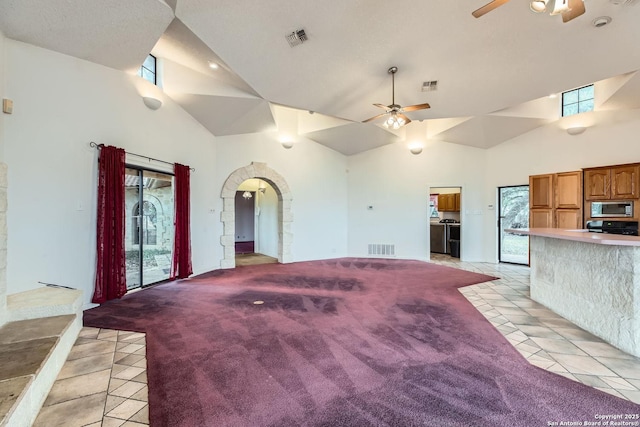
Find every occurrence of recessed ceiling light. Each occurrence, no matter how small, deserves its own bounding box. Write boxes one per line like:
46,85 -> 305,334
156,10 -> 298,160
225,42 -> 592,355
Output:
208,61 -> 219,70
549,94 -> 558,98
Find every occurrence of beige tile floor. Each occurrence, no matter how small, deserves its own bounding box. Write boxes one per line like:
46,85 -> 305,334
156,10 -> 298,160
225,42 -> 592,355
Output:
431,253 -> 640,404
34,328 -> 149,427
36,256 -> 640,426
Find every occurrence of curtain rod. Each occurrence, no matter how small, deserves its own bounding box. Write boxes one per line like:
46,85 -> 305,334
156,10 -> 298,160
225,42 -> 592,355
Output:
89,142 -> 195,172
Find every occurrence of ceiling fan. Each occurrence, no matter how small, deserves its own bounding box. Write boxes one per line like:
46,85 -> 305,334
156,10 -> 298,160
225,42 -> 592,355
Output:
473,0 -> 586,23
362,66 -> 430,130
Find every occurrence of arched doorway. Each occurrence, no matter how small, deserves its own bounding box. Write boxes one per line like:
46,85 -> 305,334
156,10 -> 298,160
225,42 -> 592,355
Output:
220,162 -> 293,268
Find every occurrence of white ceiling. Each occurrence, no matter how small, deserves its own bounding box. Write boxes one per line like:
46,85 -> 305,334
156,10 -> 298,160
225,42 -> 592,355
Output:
2,0 -> 640,154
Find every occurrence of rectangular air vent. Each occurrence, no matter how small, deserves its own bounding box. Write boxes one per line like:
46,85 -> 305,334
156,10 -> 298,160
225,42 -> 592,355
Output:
368,244 -> 396,257
286,29 -> 308,47
422,81 -> 438,92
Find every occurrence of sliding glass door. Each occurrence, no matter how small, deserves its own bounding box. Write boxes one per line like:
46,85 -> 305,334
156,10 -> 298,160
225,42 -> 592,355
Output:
125,167 -> 174,290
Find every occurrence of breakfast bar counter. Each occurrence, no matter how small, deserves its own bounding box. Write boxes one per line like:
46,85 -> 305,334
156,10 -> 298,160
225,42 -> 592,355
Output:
508,228 -> 640,357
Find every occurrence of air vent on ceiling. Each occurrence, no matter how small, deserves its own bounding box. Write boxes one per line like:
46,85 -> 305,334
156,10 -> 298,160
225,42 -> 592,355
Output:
421,81 -> 438,92
286,29 -> 308,48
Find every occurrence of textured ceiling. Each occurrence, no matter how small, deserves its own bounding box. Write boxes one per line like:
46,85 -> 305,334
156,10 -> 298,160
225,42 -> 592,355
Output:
1,0 -> 640,154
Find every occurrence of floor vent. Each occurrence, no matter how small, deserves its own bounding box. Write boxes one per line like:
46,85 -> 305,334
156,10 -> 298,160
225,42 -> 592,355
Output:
368,244 -> 396,257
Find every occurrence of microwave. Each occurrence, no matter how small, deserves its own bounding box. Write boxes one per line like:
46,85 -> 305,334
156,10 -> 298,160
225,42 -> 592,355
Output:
591,201 -> 634,218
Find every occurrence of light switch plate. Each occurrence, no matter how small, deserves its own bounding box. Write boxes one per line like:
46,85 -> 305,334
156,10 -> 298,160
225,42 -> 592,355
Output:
2,99 -> 13,114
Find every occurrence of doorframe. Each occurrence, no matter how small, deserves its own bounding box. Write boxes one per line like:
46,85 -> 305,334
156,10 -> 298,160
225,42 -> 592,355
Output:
497,184 -> 530,265
125,164 -> 175,290
220,162 -> 293,268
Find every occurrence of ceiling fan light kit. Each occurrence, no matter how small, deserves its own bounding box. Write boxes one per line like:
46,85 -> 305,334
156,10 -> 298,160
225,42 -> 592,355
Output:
362,66 -> 431,130
475,0 -> 585,22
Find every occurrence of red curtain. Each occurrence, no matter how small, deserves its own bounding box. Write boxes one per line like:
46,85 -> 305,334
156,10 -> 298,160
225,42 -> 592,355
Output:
92,145 -> 126,304
171,163 -> 193,280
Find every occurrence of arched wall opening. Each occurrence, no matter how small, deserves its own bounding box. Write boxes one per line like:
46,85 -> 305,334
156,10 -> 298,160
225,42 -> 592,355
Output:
220,162 -> 293,268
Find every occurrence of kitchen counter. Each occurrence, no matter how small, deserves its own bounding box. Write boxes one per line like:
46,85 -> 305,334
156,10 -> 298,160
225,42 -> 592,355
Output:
513,228 -> 640,357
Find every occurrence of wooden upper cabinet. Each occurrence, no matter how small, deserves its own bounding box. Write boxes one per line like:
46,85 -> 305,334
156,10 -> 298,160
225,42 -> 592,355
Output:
530,174 -> 554,209
584,169 -> 611,201
611,165 -> 639,199
454,193 -> 461,212
555,171 -> 583,209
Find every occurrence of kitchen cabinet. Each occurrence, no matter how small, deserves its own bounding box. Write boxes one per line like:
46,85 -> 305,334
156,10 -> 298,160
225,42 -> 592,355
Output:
437,193 -> 460,212
584,165 -> 639,201
556,209 -> 582,229
611,165 -> 638,199
556,171 -> 582,209
530,174 -> 553,209
529,171 -> 582,229
530,209 -> 553,228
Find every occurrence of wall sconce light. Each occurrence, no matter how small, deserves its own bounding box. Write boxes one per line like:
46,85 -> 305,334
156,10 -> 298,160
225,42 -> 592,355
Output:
566,126 -> 586,136
408,142 -> 423,155
142,96 -> 162,110
279,135 -> 294,149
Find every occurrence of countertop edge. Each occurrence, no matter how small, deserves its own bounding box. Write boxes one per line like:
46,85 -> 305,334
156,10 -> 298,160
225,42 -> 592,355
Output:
504,228 -> 640,247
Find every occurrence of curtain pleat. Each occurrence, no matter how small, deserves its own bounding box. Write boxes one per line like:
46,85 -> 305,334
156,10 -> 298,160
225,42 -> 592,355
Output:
92,145 -> 126,304
171,164 -> 193,280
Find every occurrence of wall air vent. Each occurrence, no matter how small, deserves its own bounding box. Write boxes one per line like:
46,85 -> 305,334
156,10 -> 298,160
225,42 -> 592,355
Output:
368,244 -> 396,257
286,29 -> 308,48
421,81 -> 438,92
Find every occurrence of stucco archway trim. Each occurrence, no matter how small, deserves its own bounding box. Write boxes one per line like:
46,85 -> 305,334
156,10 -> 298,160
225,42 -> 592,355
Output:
220,162 -> 293,269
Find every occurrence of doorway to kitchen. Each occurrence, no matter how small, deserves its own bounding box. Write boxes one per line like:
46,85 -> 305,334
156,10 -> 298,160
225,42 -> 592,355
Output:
498,185 -> 529,265
125,167 -> 174,290
429,187 -> 462,259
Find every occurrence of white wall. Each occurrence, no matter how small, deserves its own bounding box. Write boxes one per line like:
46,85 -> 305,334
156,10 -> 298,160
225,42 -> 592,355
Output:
215,134 -> 349,262
347,140 -> 488,262
3,40 -> 218,308
484,109 -> 640,262
256,185 -> 278,258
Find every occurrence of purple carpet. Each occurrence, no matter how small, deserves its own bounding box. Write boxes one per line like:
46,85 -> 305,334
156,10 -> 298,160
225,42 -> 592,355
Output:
235,241 -> 254,254
84,258 -> 640,426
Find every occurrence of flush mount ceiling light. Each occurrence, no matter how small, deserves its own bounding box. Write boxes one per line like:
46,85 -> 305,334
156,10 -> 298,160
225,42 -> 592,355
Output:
142,96 -> 162,110
208,61 -> 219,70
409,144 -> 423,155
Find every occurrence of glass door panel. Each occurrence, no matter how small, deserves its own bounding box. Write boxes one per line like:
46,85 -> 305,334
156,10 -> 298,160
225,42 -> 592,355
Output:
141,171 -> 174,286
498,185 -> 530,265
125,167 -> 174,290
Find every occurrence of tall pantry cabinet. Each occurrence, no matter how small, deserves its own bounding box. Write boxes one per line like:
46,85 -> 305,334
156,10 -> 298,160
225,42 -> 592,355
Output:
529,171 -> 583,229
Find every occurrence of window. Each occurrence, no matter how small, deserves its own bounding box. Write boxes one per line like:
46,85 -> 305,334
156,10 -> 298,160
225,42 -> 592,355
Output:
138,54 -> 157,85
132,201 -> 158,245
562,84 -> 594,117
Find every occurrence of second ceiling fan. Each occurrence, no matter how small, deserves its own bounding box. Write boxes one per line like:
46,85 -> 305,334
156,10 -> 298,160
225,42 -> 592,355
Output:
473,0 -> 586,23
362,66 -> 430,130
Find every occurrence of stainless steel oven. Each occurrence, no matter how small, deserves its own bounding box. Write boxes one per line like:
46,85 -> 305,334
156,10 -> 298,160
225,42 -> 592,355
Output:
591,201 -> 633,218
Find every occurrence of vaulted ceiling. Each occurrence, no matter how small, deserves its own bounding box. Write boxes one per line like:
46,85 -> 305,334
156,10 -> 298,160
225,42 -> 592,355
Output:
1,0 -> 640,154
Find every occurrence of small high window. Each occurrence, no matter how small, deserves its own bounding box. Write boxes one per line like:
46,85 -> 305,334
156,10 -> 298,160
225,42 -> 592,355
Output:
562,84 -> 594,117
138,54 -> 157,85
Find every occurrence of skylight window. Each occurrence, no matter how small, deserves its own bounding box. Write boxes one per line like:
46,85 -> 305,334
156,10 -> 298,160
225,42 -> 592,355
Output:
562,84 -> 594,117
138,54 -> 157,85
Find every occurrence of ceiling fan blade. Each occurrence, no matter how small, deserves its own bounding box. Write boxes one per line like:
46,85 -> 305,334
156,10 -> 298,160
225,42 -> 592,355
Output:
373,103 -> 390,110
472,0 -> 511,18
562,0 -> 585,22
402,103 -> 431,112
397,114 -> 412,126
362,113 -> 388,123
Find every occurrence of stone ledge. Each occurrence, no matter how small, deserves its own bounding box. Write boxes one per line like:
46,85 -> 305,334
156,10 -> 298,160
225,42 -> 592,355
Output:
7,287 -> 83,322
